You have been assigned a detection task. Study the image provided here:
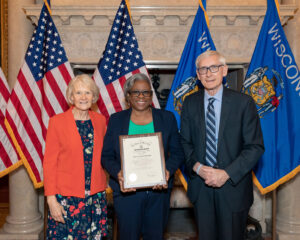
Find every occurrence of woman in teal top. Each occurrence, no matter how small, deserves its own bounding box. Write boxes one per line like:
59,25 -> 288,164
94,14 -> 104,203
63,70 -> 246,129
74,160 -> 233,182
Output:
102,73 -> 184,240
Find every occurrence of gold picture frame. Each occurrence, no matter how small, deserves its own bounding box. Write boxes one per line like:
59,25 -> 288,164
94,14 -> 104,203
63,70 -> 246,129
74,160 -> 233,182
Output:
1,0 -> 8,77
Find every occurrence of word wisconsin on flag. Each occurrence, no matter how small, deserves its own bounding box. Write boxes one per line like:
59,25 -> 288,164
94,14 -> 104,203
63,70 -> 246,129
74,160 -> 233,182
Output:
165,0 -> 215,129
5,1 -> 74,188
0,68 -> 22,177
93,0 -> 160,121
242,0 -> 300,194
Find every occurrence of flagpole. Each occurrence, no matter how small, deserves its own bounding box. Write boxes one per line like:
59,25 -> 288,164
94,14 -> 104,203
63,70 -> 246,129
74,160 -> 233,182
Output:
272,189 -> 277,239
272,4 -> 281,239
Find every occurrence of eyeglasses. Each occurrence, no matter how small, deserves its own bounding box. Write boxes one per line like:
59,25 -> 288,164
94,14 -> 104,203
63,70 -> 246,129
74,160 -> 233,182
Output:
128,90 -> 153,97
197,65 -> 224,75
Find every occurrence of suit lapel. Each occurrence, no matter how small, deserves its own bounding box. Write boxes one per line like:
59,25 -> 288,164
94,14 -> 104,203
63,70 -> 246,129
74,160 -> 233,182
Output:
217,88 -> 232,151
121,109 -> 131,135
196,90 -> 206,152
66,107 -> 82,141
152,108 -> 162,133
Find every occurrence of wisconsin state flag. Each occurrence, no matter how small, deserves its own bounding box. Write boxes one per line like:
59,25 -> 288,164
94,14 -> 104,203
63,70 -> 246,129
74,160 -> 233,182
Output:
242,0 -> 300,194
165,0 -> 215,190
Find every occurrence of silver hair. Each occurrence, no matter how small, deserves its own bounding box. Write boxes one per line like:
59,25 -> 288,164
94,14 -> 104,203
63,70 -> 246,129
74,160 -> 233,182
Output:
123,73 -> 152,97
195,50 -> 226,68
66,74 -> 99,105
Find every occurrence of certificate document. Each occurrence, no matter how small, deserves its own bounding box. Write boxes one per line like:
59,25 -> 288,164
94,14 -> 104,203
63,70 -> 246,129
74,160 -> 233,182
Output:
119,132 -> 166,189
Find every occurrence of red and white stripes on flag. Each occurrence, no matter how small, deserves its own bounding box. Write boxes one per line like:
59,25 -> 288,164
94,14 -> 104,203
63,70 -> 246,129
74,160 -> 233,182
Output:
94,66 -> 159,119
93,0 -> 159,121
0,68 -> 22,177
5,2 -> 74,188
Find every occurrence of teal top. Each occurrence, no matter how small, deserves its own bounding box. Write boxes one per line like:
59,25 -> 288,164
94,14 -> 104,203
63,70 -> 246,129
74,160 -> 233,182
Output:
128,120 -> 155,135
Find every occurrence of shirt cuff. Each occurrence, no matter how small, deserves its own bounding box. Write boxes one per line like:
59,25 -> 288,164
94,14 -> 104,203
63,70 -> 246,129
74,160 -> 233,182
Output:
195,163 -> 203,175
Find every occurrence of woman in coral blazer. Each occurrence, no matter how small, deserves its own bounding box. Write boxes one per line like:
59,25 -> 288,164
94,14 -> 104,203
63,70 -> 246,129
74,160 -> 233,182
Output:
43,74 -> 108,239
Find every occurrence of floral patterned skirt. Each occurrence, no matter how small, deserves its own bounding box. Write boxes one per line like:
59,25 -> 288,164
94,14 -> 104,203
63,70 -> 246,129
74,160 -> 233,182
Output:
47,192 -> 108,240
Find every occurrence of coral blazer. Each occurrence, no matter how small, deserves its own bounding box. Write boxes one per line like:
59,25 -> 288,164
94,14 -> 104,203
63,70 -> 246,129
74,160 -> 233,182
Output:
43,107 -> 107,198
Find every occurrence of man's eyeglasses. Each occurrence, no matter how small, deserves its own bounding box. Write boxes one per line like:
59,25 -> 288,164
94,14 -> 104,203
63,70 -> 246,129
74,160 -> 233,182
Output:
197,65 -> 224,75
129,90 -> 153,97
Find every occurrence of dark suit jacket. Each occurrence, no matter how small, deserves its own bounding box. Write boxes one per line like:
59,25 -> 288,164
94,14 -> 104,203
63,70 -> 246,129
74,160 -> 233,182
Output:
180,87 -> 264,211
101,108 -> 184,193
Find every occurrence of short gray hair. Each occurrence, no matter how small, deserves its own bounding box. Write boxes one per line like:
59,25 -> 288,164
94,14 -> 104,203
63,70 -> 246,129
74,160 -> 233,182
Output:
123,73 -> 152,97
195,50 -> 226,68
66,74 -> 99,105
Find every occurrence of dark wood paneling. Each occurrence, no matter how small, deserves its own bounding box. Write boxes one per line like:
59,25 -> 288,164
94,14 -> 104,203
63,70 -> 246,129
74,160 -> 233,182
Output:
0,175 -> 9,203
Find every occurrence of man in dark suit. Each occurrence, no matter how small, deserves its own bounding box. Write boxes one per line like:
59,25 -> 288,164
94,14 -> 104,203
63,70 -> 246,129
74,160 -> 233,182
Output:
180,50 -> 264,240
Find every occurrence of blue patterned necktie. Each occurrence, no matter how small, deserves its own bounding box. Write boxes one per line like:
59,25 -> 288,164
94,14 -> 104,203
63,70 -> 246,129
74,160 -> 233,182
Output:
206,97 -> 217,167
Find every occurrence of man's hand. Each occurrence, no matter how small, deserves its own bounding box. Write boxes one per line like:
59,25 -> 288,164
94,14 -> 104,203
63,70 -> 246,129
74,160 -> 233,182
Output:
202,167 -> 230,188
193,162 -> 209,179
193,163 -> 230,188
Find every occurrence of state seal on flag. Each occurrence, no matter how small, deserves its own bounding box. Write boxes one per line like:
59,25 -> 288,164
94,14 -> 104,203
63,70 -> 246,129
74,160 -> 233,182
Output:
173,76 -> 199,115
242,66 -> 284,118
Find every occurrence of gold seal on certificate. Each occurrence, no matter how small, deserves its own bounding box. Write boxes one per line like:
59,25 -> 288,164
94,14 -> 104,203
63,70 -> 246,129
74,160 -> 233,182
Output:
119,132 -> 166,189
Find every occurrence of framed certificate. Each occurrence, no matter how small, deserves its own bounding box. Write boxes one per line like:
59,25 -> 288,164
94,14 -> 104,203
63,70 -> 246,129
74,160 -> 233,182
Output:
119,132 -> 166,189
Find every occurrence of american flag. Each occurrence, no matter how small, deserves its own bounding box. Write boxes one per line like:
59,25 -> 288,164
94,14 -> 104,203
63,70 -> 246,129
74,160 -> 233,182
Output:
5,1 -> 74,188
0,68 -> 21,177
93,0 -> 159,120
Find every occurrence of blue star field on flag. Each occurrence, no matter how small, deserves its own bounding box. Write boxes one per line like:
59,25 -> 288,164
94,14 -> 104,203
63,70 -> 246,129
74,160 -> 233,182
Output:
25,4 -> 68,82
98,2 -> 144,85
